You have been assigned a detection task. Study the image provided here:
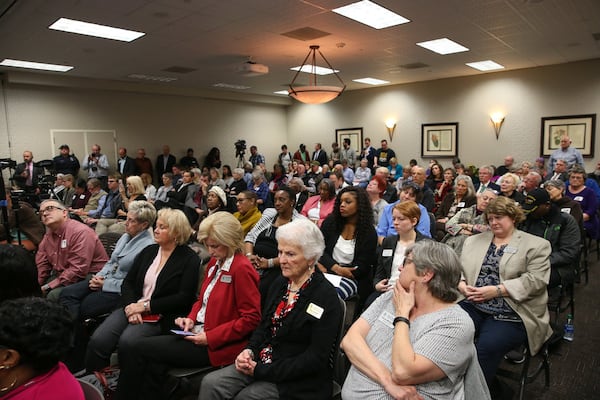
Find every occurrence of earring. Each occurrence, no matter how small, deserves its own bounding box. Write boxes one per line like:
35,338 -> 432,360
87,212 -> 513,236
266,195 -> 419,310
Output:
0,375 -> 17,393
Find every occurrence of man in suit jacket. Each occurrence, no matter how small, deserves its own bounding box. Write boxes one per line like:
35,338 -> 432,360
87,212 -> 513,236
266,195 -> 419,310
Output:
117,147 -> 136,179
156,145 -> 176,178
547,159 -> 569,182
475,165 -> 500,194
13,150 -> 44,192
312,143 -> 328,166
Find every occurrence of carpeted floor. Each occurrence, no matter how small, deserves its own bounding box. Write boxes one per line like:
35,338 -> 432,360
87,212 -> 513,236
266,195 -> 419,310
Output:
497,255 -> 600,400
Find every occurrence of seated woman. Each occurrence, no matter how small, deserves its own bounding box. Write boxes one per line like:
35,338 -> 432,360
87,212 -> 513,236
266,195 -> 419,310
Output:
353,158 -> 372,188
141,172 -> 157,202
0,244 -> 42,302
85,208 -> 200,374
499,172 -> 525,204
228,168 -> 248,198
434,167 -> 456,212
387,157 -> 403,183
435,175 -> 477,241
268,163 -> 288,195
248,171 -> 269,211
222,165 -> 234,188
318,186 -> 376,301
0,297 -> 84,399
116,212 -> 262,399
61,174 -> 76,208
366,175 -> 388,226
68,178 -> 91,211
544,179 -> 584,238
565,164 -> 599,239
442,188 -> 497,256
287,177 -> 309,212
233,190 -> 262,236
244,187 -> 305,302
59,201 -> 157,320
301,179 -> 336,226
208,167 -> 226,191
341,241 -> 489,400
152,172 -> 174,204
109,175 -> 148,234
200,218 -> 343,400
192,186 -> 228,230
459,196 -> 552,389
368,201 -> 428,307
425,162 -> 444,191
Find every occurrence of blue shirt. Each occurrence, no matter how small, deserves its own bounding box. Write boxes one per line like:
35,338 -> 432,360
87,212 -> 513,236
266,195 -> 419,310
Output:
549,146 -> 584,171
376,200 -> 432,238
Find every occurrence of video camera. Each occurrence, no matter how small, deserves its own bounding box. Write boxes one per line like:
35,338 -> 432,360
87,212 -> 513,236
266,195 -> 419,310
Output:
234,139 -> 247,158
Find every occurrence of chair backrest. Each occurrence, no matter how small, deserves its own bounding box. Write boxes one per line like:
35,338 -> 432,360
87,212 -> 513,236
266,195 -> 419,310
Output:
98,232 -> 123,257
331,296 -> 347,383
79,379 -> 105,400
428,212 -> 436,239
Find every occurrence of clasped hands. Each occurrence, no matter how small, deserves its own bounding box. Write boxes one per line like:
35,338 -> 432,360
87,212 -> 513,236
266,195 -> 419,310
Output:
459,282 -> 497,303
234,349 -> 256,376
124,301 -> 146,325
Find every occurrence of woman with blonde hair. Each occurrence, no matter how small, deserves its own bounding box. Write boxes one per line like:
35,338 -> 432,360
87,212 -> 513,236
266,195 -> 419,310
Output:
117,212 -> 261,399
141,173 -> 156,201
86,208 -> 199,377
498,172 -> 525,204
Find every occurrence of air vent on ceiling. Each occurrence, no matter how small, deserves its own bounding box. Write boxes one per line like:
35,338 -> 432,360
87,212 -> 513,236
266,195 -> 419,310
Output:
162,66 -> 196,74
400,62 -> 429,69
282,27 -> 330,41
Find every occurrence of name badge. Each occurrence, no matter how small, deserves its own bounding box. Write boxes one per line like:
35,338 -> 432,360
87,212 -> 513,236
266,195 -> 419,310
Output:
79,194 -> 86,199
504,246 -> 517,254
457,201 -> 465,207
574,196 -> 583,201
379,311 -> 395,328
382,249 -> 393,257
306,303 -> 324,319
61,239 -> 67,248
560,207 -> 571,214
220,274 -> 232,283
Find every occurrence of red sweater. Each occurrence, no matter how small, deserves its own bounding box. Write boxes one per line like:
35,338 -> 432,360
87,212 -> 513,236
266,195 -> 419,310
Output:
186,253 -> 261,366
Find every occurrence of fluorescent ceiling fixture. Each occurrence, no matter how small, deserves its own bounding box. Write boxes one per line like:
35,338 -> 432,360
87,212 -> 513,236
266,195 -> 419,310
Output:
49,18 -> 145,42
290,65 -> 338,75
333,0 -> 410,29
353,77 -> 390,85
466,60 -> 505,71
417,38 -> 469,55
0,58 -> 73,72
213,83 -> 250,90
128,74 -> 177,82
274,90 -> 289,95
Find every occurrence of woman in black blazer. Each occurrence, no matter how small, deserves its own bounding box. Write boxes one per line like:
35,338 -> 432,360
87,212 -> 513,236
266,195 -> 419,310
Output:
85,208 -> 199,381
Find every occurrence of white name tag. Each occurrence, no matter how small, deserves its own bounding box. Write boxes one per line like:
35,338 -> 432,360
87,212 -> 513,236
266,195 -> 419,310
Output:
382,249 -> 393,257
574,196 -> 584,201
379,311 -> 395,329
220,275 -> 232,283
457,201 -> 465,207
61,239 -> 67,248
560,207 -> 571,214
79,194 -> 86,199
504,246 -> 517,254
306,303 -> 324,319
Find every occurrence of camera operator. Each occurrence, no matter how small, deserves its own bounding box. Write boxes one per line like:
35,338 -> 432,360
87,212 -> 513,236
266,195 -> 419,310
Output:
12,150 -> 44,193
83,144 -> 110,190
0,195 -> 45,251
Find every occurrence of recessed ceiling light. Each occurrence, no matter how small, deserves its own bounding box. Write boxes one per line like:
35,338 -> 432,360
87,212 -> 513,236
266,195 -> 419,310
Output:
213,83 -> 250,90
417,38 -> 469,55
128,74 -> 178,82
333,0 -> 410,29
0,58 -> 73,72
49,18 -> 145,42
290,65 -> 338,75
353,77 -> 390,85
466,60 -> 505,71
274,90 -> 289,95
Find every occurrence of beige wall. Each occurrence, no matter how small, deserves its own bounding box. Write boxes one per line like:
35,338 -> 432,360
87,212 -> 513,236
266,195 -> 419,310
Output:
287,58 -> 600,171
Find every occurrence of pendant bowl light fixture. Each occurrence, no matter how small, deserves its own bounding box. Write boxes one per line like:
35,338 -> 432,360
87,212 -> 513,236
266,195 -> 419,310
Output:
289,45 -> 346,104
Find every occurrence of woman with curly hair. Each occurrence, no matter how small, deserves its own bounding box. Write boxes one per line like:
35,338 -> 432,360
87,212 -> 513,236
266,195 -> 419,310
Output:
318,186 -> 377,302
0,297 -> 83,399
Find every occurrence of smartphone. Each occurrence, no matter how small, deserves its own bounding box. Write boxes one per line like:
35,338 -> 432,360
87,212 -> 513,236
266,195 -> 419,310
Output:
170,329 -> 195,336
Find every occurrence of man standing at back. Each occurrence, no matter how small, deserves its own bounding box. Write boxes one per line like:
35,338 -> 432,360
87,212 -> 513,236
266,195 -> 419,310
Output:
374,139 -> 395,169
36,199 -> 108,301
13,150 -> 44,193
156,145 -> 176,179
340,138 -> 356,168
117,147 -> 136,179
312,143 -> 328,166
549,135 -> 584,172
53,144 -> 80,176
82,144 -> 110,189
135,148 -> 153,178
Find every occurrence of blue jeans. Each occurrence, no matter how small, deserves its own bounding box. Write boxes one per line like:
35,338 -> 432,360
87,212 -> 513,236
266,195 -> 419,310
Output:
459,301 -> 527,385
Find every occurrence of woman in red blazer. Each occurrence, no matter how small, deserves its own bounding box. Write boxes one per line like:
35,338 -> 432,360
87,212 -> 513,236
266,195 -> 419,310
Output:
118,212 -> 261,400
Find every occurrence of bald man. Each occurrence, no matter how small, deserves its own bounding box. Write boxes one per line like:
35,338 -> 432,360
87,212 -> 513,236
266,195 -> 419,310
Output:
549,135 -> 583,172
13,150 -> 44,192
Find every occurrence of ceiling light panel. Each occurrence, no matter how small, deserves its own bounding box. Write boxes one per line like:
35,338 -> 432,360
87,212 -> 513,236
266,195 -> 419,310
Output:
333,0 -> 410,29
417,38 -> 469,55
49,18 -> 145,42
290,65 -> 338,75
353,77 -> 390,85
466,60 -> 505,71
213,83 -> 250,90
0,58 -> 73,72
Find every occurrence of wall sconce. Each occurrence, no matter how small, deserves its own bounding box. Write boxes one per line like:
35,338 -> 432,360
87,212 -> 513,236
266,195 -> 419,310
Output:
385,119 -> 397,141
490,112 -> 505,139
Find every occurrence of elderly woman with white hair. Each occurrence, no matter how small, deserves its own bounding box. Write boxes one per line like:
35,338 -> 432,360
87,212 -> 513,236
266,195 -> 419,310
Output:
200,218 -> 343,400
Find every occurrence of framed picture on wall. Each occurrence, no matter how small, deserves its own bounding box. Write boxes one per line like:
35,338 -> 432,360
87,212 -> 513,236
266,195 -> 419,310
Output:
421,122 -> 458,158
541,114 -> 596,158
335,127 -> 363,155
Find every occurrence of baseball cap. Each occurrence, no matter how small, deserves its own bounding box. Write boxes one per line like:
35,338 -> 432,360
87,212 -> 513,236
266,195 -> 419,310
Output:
522,188 -> 550,213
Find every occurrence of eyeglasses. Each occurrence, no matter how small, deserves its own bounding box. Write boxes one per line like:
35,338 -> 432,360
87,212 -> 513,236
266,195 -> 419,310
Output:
108,180 -> 117,183
236,198 -> 248,203
40,205 -> 65,214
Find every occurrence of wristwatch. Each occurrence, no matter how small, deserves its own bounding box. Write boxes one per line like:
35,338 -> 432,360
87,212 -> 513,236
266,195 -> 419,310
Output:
143,301 -> 149,311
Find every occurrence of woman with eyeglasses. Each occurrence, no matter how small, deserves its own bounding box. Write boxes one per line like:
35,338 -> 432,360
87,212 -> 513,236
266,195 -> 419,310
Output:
565,164 -> 599,239
342,241 -> 490,400
233,191 -> 262,236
